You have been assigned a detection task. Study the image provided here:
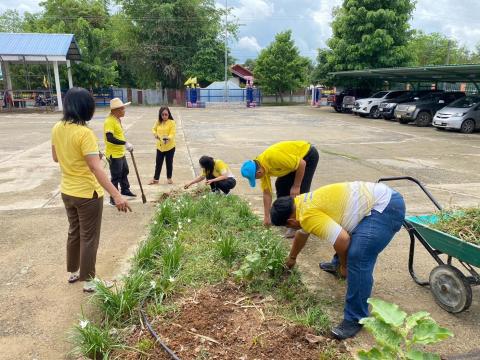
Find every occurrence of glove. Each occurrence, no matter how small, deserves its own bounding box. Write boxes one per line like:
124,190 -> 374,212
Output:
125,142 -> 134,152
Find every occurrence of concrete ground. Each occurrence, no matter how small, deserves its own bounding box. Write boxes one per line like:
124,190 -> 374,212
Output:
0,105 -> 479,359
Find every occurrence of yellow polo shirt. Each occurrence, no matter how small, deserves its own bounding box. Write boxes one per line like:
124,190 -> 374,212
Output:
295,182 -> 391,245
51,121 -> 104,198
256,141 -> 311,192
152,119 -> 176,152
104,114 -> 125,158
201,159 -> 234,178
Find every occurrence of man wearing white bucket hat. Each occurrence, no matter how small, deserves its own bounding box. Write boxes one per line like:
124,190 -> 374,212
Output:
103,97 -> 136,205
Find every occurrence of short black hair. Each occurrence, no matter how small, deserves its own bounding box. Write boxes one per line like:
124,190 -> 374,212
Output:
270,196 -> 294,226
62,87 -> 95,125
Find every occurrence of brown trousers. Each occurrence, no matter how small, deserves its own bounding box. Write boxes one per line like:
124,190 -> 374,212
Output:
61,192 -> 103,281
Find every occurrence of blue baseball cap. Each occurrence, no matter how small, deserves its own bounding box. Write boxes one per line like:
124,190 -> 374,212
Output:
241,160 -> 257,188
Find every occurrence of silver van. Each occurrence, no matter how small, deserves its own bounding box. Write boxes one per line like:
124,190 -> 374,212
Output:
433,95 -> 480,133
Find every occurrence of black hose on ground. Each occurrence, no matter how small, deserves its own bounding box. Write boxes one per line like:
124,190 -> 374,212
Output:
140,302 -> 181,360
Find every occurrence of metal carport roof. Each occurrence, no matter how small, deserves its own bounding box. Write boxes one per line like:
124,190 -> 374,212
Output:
0,33 -> 81,62
330,64 -> 480,85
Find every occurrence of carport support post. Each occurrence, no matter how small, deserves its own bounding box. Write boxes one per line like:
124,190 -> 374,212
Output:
3,61 -> 13,91
66,60 -> 73,89
53,61 -> 63,112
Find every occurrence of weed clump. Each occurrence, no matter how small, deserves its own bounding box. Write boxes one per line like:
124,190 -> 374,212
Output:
431,207 -> 480,245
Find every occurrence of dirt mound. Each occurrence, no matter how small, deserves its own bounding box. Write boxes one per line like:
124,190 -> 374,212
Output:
129,282 -> 346,359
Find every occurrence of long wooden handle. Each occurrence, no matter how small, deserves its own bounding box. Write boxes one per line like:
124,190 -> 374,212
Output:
129,150 -> 147,204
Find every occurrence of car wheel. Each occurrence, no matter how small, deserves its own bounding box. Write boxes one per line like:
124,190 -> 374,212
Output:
460,119 -> 475,134
398,117 -> 410,124
416,111 -> 432,127
358,113 -> 367,118
334,106 -> 342,113
370,106 -> 380,119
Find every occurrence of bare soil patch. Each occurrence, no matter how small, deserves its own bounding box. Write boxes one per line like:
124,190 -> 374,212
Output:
122,282 -> 349,359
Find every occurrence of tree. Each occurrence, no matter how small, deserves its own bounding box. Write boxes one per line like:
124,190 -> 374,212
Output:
407,30 -> 477,66
184,36 -> 235,85
117,0 -> 236,88
310,48 -> 334,85
0,9 -> 23,32
23,0 -> 119,89
243,58 -> 256,72
254,30 -> 310,102
327,0 -> 415,71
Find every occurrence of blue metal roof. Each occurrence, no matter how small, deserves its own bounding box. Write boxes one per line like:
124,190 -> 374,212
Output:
0,33 -> 81,60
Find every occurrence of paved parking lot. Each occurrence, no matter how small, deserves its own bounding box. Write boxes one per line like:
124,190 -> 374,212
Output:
0,105 -> 479,358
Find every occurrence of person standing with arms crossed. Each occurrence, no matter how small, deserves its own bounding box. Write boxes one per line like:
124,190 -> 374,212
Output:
149,106 -> 176,185
51,87 -> 131,293
104,98 -> 136,206
241,141 -> 319,235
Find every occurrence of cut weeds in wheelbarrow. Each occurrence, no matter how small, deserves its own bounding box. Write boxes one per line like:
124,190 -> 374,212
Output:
379,176 -> 480,314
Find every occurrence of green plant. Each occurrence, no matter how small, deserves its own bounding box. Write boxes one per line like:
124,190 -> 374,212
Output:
70,319 -> 120,360
216,233 -> 239,264
136,338 -> 154,352
358,298 -> 453,360
92,271 -> 149,322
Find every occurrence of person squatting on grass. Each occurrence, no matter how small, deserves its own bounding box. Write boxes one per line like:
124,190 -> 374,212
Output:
270,181 -> 406,340
241,141 -> 319,233
184,156 -> 236,194
149,106 -> 176,185
103,97 -> 136,206
51,87 -> 132,293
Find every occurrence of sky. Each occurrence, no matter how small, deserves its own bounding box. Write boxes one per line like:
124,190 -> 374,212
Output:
2,0 -> 480,63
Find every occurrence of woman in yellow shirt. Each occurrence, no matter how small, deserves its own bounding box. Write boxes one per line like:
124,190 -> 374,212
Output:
149,106 -> 176,185
184,156 -> 236,194
51,87 -> 131,292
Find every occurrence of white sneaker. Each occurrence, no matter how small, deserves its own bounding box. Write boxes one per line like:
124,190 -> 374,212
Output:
83,278 -> 114,293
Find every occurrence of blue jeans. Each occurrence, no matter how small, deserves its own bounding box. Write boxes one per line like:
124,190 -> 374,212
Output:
330,191 -> 406,322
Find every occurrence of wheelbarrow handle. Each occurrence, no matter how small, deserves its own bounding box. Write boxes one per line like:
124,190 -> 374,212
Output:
377,176 -> 442,211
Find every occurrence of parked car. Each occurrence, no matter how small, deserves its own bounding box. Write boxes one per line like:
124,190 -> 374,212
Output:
433,95 -> 480,133
395,91 -> 466,127
353,90 -> 407,118
379,90 -> 442,120
330,88 -> 372,113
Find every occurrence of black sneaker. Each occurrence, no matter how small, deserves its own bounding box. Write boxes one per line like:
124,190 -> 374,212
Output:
331,319 -> 363,340
319,261 -> 338,275
121,190 -> 137,197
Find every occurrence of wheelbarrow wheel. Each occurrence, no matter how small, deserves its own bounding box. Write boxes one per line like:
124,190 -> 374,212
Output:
429,265 -> 472,313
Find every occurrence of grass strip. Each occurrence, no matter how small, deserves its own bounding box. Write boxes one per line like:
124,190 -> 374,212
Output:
70,190 -> 350,359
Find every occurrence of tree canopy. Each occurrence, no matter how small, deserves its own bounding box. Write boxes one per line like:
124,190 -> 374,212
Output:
254,30 -> 310,101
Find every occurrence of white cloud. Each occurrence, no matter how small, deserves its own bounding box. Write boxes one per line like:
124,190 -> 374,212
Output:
237,36 -> 262,52
232,0 -> 274,20
309,0 -> 342,48
0,0 -> 40,13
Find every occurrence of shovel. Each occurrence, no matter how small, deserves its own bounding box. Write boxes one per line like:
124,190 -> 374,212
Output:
129,149 -> 147,204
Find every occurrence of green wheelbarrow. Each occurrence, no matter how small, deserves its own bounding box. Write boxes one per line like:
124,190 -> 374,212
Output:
379,176 -> 480,314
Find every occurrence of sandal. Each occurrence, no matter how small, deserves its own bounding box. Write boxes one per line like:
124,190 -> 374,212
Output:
83,279 -> 114,293
167,178 -> 173,184
148,179 -> 159,185
68,272 -> 80,283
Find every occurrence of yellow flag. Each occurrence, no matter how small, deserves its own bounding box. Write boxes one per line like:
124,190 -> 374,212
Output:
184,77 -> 192,86
191,77 -> 197,85
43,75 -> 49,88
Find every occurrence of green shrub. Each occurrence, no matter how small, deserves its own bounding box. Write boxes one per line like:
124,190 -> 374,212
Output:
358,298 -> 453,360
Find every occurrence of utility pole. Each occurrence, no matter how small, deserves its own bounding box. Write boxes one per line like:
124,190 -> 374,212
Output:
224,0 -> 228,102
